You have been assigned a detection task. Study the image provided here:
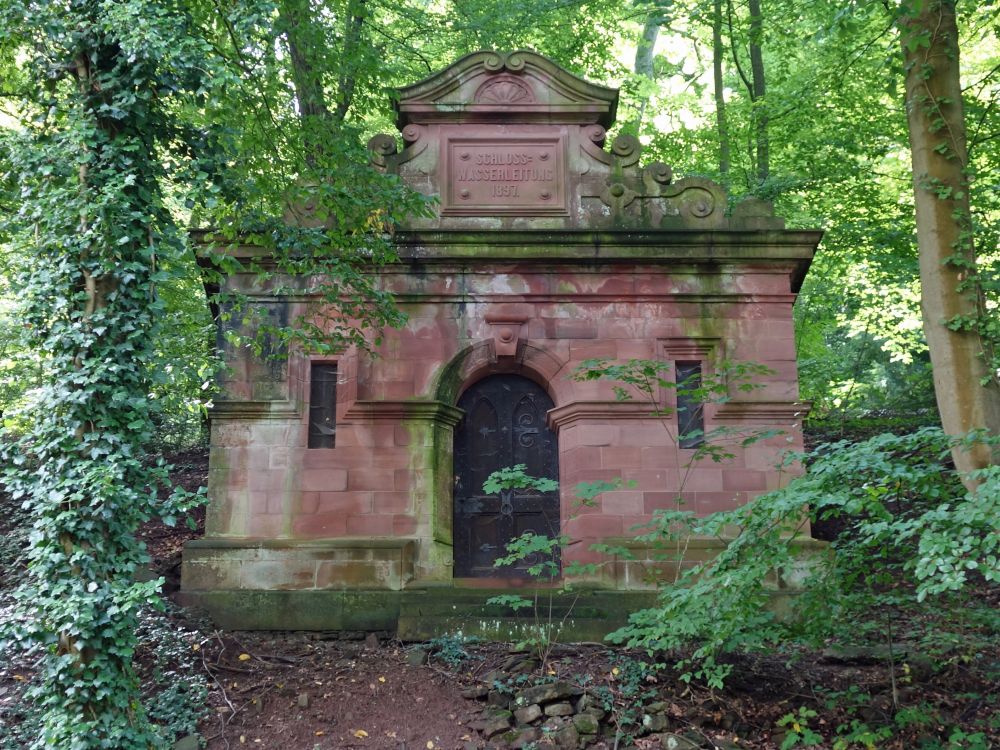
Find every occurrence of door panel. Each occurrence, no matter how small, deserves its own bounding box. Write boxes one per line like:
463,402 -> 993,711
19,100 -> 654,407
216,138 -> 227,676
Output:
453,375 -> 560,578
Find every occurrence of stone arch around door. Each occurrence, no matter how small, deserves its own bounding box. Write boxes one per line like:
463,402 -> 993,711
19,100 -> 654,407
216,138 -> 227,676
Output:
453,374 -> 560,577
432,340 -> 573,579
432,339 -> 574,408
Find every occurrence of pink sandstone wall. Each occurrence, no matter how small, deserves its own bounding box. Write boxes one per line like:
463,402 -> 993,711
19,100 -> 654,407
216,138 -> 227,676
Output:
195,250 -> 811,589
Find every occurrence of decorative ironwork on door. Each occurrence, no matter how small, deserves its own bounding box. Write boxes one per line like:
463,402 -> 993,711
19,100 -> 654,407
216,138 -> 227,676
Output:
453,375 -> 560,577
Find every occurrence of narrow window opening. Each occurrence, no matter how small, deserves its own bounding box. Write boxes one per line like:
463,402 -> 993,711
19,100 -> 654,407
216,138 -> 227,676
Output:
675,361 -> 704,449
308,363 -> 338,448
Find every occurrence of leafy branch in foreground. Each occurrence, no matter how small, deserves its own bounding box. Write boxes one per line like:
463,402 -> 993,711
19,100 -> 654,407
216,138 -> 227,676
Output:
483,465 -> 626,670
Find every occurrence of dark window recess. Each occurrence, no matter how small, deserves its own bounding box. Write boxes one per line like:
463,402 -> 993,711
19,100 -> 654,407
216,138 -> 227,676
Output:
675,361 -> 705,449
308,364 -> 338,448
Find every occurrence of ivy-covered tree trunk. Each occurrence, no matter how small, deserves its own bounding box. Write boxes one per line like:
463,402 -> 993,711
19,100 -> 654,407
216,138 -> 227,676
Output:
0,2 -> 205,746
899,0 -> 1000,481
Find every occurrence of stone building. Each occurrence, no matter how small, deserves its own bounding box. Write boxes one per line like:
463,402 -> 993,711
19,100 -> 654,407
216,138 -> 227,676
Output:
180,51 -> 821,636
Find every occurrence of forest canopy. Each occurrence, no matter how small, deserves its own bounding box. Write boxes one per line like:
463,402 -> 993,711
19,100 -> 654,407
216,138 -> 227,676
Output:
1,0 -> 998,430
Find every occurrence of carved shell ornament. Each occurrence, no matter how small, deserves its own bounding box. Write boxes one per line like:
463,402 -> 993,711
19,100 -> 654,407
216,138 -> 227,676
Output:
474,75 -> 536,105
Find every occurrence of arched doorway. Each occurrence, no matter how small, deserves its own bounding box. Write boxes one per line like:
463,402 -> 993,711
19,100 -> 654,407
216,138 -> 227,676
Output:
453,374 -> 560,578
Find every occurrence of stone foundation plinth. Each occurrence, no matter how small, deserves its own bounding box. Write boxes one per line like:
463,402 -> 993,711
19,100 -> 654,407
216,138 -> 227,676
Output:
182,538 -> 418,592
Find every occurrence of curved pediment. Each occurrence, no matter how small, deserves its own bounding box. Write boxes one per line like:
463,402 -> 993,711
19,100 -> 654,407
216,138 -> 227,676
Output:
367,50 -> 793,233
395,50 -> 618,128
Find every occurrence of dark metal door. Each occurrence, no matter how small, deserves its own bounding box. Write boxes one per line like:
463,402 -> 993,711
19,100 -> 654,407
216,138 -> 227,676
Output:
453,375 -> 560,578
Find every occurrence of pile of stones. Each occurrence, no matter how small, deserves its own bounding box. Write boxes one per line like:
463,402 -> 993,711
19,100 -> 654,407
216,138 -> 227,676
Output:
462,680 -> 718,750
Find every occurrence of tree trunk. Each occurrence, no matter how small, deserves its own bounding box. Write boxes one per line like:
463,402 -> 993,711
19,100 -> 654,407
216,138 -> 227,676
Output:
635,13 -> 664,78
278,0 -> 331,165
279,0 -> 330,121
747,0 -> 768,185
633,1 -> 672,130
333,0 -> 366,123
712,0 -> 731,177
899,0 -> 1000,483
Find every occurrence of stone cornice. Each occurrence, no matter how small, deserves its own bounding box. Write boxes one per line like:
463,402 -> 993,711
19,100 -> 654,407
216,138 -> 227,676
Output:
547,400 -> 659,430
392,228 -> 822,250
713,401 -> 812,423
193,228 -> 819,294
394,230 -> 818,291
343,399 -> 464,426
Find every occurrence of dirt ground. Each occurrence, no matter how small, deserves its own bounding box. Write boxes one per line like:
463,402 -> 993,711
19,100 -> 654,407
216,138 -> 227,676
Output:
174,618 -> 999,750
2,445 -> 998,749
189,630 -> 488,749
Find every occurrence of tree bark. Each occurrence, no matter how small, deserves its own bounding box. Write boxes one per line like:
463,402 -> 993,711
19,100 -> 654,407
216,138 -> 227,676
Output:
899,0 -> 1000,483
278,0 -> 331,165
633,0 -> 672,130
712,0 -> 731,177
333,0 -> 366,123
747,0 -> 768,185
635,12 -> 665,78
279,0 -> 330,121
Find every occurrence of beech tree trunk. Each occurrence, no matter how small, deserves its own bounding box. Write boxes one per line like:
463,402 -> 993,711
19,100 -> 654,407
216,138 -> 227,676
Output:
712,0 -> 731,177
634,0 -> 672,129
747,0 -> 768,185
334,0 -> 366,123
635,10 -> 667,78
278,0 -> 331,166
899,0 -> 1000,483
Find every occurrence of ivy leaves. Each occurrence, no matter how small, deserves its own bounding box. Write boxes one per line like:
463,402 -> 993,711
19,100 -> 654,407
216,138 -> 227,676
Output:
0,0 -> 214,746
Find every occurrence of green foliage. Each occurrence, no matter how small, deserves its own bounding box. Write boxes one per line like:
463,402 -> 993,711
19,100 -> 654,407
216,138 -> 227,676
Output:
831,720 -> 894,750
592,654 -> 660,743
0,604 -> 208,748
777,707 -> 823,749
493,532 -> 563,582
482,464 -> 560,496
427,630 -> 481,668
609,500 -> 792,688
610,427 -> 1000,692
0,0 -> 216,743
134,606 -> 209,740
482,465 -> 607,664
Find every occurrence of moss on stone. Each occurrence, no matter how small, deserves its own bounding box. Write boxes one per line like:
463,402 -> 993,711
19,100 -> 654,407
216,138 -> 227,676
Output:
178,586 -> 808,639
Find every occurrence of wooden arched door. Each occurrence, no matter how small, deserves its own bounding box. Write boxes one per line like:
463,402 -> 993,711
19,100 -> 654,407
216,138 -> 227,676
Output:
453,375 -> 560,578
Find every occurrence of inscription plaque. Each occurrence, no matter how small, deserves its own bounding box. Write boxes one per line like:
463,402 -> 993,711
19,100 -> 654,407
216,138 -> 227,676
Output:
442,137 -> 567,216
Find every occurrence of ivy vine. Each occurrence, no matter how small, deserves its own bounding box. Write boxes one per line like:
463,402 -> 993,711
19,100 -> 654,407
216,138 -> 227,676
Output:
0,0 -> 426,745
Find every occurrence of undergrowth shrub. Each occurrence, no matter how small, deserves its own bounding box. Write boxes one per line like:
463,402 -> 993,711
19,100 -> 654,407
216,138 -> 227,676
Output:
0,481 -> 207,747
135,604 -> 210,740
609,427 -> 1000,689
